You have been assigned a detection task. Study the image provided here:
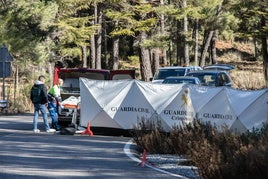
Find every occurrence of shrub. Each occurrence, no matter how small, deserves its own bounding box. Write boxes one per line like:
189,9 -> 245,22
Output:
132,120 -> 268,179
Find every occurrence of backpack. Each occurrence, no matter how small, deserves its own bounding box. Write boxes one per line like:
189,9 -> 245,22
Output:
31,85 -> 41,103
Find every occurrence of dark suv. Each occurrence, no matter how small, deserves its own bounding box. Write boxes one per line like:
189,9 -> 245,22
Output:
186,70 -> 233,87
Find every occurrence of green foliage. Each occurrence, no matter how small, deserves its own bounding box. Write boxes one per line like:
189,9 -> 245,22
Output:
232,0 -> 268,38
105,9 -> 136,37
110,29 -> 135,36
153,5 -> 178,17
134,3 -> 153,15
37,1 -> 59,31
56,18 -> 97,44
140,33 -> 169,48
60,47 -> 82,59
0,0 -> 58,68
127,55 -> 140,66
55,0 -> 98,62
134,18 -> 158,32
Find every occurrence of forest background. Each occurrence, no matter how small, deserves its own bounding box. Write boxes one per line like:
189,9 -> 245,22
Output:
0,0 -> 267,113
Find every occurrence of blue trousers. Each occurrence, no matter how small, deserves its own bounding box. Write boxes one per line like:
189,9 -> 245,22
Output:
33,103 -> 50,131
48,101 -> 61,130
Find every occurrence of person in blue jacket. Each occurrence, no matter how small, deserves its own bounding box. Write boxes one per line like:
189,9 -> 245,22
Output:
47,93 -> 61,131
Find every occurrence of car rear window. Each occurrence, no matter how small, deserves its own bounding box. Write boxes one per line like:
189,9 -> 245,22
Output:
154,69 -> 186,80
188,73 -> 216,85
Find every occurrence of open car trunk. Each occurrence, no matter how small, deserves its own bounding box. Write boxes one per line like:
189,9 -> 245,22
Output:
53,67 -> 135,126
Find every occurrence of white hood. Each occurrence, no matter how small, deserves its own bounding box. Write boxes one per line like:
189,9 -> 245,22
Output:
34,80 -> 44,85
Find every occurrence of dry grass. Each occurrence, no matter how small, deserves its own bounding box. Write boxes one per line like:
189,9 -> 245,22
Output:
231,70 -> 266,90
217,47 -> 266,89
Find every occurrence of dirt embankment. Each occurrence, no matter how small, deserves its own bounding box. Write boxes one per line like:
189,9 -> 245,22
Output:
216,41 -> 263,73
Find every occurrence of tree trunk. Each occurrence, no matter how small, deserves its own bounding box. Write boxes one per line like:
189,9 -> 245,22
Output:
200,30 -> 214,67
183,0 -> 189,66
90,4 -> 97,69
261,17 -> 268,87
96,7 -> 102,69
211,30 -> 218,64
90,34 -> 96,69
103,19 -> 109,69
151,48 -> 160,75
82,46 -> 87,67
194,19 -> 199,66
153,5 -> 163,73
113,37 -> 119,70
139,31 -> 152,81
263,37 -> 268,87
160,0 -> 167,65
169,41 -> 173,66
177,20 -> 183,66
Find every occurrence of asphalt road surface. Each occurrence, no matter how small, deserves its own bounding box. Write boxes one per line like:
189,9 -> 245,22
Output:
0,114 -> 181,179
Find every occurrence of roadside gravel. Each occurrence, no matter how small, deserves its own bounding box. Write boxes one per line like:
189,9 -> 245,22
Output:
146,154 -> 199,179
124,140 -> 200,179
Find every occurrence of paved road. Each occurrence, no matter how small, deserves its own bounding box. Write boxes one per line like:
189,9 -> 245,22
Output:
0,114 -> 180,178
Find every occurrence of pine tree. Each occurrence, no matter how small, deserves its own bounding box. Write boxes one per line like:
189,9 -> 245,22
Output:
55,0 -> 98,68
